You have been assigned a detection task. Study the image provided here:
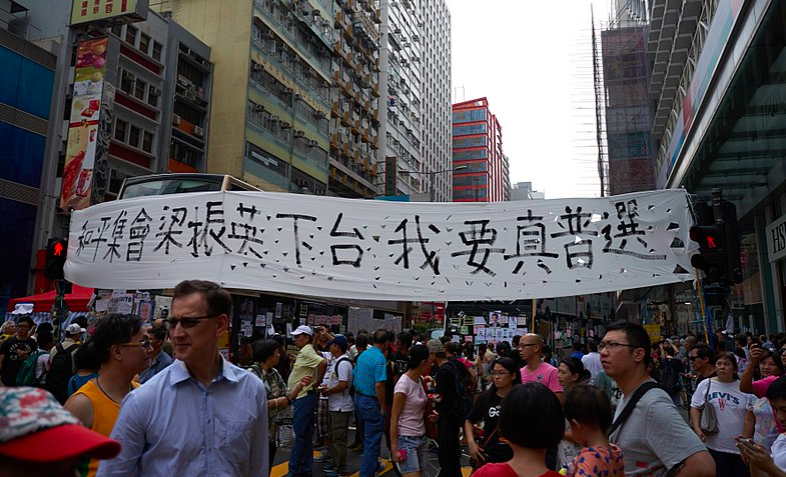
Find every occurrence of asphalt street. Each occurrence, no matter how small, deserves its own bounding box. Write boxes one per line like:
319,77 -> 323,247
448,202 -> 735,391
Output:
270,429 -> 472,477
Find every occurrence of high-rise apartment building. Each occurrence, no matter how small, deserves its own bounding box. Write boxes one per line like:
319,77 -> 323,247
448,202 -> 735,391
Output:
378,0 -> 424,198
159,0 -> 334,195
328,0 -> 382,198
451,97 -> 507,202
419,0 -> 451,201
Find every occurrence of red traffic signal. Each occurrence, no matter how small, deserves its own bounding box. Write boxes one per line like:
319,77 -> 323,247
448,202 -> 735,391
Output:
689,225 -> 726,283
45,238 -> 68,280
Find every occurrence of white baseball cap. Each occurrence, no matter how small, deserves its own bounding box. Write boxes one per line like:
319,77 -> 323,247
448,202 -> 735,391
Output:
292,325 -> 313,336
66,324 -> 86,335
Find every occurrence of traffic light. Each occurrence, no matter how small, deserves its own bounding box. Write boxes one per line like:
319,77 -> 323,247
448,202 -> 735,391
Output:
689,190 -> 743,286
690,224 -> 727,283
45,238 -> 68,280
720,200 -> 743,285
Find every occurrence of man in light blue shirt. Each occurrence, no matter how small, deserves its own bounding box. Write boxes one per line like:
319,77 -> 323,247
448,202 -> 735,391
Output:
97,280 -> 268,477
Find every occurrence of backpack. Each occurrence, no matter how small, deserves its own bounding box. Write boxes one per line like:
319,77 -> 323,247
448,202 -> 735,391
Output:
45,343 -> 79,404
16,349 -> 47,386
659,358 -> 680,395
444,360 -> 472,420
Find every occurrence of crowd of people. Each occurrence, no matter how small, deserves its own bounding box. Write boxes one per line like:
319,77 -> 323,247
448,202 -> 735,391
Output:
5,284 -> 786,477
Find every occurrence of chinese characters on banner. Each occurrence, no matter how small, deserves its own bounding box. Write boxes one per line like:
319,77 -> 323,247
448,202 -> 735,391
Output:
60,37 -> 113,210
65,189 -> 698,301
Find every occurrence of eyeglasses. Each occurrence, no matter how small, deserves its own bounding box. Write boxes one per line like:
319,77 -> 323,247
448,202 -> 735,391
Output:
779,348 -> 786,355
519,343 -> 537,349
490,371 -> 511,377
166,315 -> 218,329
118,340 -> 153,349
598,341 -> 640,352
688,356 -> 699,361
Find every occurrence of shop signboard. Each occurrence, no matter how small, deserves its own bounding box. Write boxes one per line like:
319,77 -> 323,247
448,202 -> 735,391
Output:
766,215 -> 786,263
71,0 -> 148,26
60,37 -> 111,211
67,189 -> 699,301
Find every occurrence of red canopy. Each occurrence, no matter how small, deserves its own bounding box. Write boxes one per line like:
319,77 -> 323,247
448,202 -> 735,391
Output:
7,285 -> 94,312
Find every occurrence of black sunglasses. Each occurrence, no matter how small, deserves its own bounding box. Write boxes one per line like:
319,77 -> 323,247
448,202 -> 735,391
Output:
166,315 -> 218,329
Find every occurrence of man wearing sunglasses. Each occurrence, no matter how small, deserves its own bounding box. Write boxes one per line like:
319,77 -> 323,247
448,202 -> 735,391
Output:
65,313 -> 151,477
601,321 -> 715,477
97,280 -> 269,477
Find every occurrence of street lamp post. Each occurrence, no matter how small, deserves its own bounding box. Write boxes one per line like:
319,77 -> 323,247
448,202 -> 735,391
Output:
427,165 -> 468,202
397,165 -> 468,201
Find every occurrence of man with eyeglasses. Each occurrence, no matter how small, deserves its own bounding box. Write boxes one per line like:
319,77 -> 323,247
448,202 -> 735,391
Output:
688,344 -> 717,384
137,326 -> 173,384
0,315 -> 37,387
601,321 -> 715,477
518,333 -> 562,398
65,313 -> 151,477
97,280 -> 270,477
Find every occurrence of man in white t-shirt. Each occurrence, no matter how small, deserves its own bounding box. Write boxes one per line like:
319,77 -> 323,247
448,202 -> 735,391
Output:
581,339 -> 602,382
321,334 -> 354,477
603,321 -> 715,477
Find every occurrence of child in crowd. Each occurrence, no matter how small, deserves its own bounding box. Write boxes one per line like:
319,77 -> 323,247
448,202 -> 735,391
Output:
563,384 -> 624,477
473,382 -> 564,477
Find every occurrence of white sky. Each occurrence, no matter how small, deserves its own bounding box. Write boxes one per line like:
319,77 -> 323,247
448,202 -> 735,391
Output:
445,0 -> 613,199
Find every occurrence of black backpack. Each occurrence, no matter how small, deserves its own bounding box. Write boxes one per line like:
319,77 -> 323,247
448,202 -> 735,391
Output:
445,359 -> 473,420
46,343 -> 79,404
660,358 -> 680,395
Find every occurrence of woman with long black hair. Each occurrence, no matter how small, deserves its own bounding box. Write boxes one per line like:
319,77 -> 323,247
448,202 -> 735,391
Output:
464,357 -> 522,469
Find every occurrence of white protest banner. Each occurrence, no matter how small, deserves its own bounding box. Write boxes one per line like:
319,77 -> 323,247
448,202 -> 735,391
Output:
65,189 -> 697,300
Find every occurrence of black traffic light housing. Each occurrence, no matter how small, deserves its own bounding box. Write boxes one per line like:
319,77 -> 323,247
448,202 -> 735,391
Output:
689,189 -> 742,286
690,224 -> 726,283
45,238 -> 68,280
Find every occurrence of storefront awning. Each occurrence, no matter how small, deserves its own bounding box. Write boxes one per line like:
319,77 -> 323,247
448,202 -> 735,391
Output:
7,285 -> 94,313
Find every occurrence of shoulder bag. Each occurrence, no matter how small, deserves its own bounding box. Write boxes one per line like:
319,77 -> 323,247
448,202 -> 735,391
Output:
699,379 -> 719,434
421,377 -> 438,439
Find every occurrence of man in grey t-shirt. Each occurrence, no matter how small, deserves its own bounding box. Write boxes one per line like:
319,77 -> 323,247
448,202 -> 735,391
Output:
601,321 -> 715,477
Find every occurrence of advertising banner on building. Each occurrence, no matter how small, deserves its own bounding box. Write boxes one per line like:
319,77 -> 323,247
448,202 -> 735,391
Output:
66,189 -> 698,301
61,37 -> 110,211
71,0 -> 148,25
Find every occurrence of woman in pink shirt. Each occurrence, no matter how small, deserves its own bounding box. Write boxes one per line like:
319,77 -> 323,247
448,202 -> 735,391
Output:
390,345 -> 437,477
740,347 -> 784,398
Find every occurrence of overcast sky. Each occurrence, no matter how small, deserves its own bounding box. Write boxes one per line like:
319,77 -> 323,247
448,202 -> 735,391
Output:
444,0 -> 613,199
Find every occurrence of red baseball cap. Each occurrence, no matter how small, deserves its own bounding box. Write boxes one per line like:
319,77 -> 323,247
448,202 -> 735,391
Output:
0,387 -> 120,463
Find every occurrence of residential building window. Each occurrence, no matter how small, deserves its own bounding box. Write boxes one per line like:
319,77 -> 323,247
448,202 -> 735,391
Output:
147,88 -> 159,108
129,126 -> 141,148
114,119 -> 127,142
125,25 -> 137,46
134,79 -> 146,101
142,131 -> 154,153
120,71 -> 134,94
174,101 -> 202,125
139,33 -> 151,54
152,41 -> 163,61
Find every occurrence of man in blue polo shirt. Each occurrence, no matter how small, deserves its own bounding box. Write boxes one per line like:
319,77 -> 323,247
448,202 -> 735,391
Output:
353,329 -> 390,477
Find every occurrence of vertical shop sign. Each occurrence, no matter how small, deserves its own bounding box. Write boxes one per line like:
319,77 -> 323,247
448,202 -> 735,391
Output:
61,37 -> 110,211
385,156 -> 397,197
